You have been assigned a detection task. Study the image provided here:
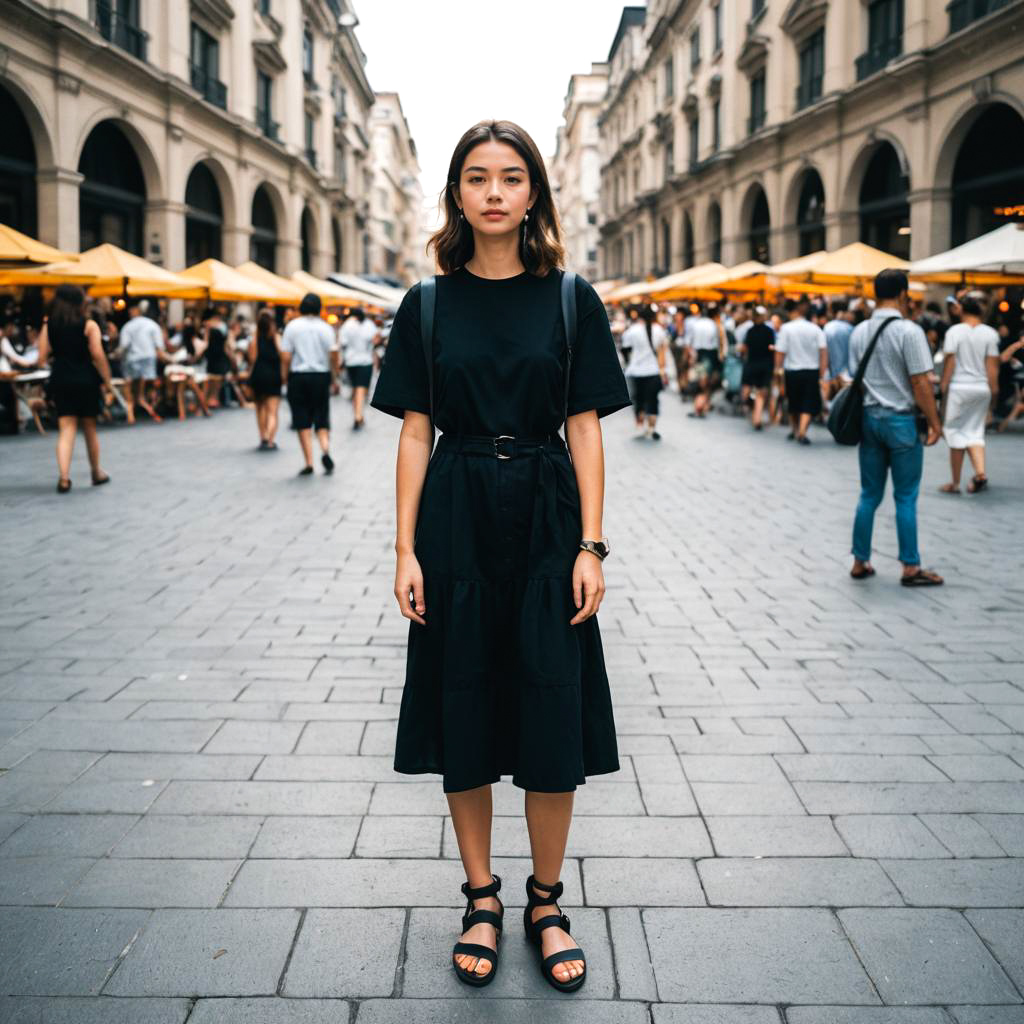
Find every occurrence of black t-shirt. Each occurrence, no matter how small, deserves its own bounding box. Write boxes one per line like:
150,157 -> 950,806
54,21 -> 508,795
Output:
743,322 -> 775,364
370,266 -> 630,436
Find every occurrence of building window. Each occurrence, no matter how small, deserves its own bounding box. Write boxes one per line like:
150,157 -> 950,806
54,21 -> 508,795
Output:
304,112 -> 317,168
796,170 -> 826,255
752,0 -> 766,16
257,0 -> 271,14
748,70 -> 766,134
796,28 -> 824,110
302,24 -> 314,85
856,0 -> 903,81
712,99 -> 721,152
256,70 -> 278,140
708,202 -> 722,263
334,142 -> 347,185
712,4 -> 722,52
663,56 -> 674,101
688,116 -> 700,167
949,0 -> 1011,33
664,139 -> 674,181
190,23 -> 226,109
587,211 -> 598,225
95,0 -> 148,61
690,29 -> 701,70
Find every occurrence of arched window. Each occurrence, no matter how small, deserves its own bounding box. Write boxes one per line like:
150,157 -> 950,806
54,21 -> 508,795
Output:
251,185 -> 278,271
0,83 -> 37,236
332,218 -> 343,272
184,163 -> 223,265
796,170 -> 826,256
707,202 -> 722,264
301,206 -> 315,273
78,121 -> 146,254
859,142 -> 909,258
748,186 -> 770,263
951,103 -> 1024,245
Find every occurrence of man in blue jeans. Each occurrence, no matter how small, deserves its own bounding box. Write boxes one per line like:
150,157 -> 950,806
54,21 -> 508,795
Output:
848,269 -> 944,587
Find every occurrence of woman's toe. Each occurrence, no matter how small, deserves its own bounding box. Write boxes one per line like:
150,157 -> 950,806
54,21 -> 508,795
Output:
475,958 -> 491,976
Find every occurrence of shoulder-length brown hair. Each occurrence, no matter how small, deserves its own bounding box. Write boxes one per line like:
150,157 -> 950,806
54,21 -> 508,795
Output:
428,119 -> 565,278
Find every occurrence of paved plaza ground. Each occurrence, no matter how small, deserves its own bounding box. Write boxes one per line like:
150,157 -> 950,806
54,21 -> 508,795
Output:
1,390 -> 1023,1024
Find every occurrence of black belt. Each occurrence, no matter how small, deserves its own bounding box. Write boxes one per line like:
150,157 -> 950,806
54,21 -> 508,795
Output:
437,432 -> 565,460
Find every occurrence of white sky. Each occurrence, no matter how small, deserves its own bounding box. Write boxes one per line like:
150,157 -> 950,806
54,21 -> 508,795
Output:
353,0 -> 631,229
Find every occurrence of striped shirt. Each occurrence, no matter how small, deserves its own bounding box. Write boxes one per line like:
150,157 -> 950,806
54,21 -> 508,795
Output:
848,309 -> 932,412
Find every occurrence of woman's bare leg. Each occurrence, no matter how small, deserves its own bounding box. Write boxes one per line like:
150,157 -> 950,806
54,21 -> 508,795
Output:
949,448 -> 966,489
353,385 -> 368,423
56,416 -> 77,482
266,396 -> 280,443
79,418 -> 103,477
297,428 -> 314,468
448,785 -> 498,978
966,443 -> 986,480
255,398 -> 267,441
525,790 -> 584,983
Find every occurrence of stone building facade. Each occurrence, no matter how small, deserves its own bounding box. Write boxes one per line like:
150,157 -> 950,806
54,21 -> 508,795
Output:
1,0 -> 424,284
586,0 -> 1024,281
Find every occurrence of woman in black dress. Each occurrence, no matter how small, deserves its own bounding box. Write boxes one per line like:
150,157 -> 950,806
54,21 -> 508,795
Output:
247,310 -> 283,449
372,120 -> 629,994
36,284 -> 114,493
201,307 -> 231,408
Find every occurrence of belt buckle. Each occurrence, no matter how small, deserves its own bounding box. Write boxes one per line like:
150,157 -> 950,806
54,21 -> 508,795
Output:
493,435 -> 515,460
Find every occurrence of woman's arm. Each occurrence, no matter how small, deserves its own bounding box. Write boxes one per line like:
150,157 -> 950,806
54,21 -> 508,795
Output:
37,324 -> 50,366
986,354 -> 999,399
247,336 -> 258,366
85,320 -> 113,388
999,338 -> 1024,363
393,410 -> 433,625
939,348 -> 955,395
567,409 -> 606,626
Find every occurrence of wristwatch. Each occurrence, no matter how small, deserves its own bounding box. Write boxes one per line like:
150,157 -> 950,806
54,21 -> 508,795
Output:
579,538 -> 610,561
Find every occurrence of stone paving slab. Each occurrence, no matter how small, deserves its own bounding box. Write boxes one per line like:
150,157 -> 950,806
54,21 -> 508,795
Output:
2,394 -> 1023,1016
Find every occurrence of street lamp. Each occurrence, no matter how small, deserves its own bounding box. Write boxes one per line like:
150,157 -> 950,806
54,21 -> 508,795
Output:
338,13 -> 359,29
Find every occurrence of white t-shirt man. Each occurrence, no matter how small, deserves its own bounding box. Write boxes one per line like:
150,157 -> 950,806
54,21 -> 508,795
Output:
622,321 -> 669,378
119,315 -> 165,362
281,315 -> 338,373
686,315 -> 720,352
776,316 -> 826,371
340,317 -> 378,367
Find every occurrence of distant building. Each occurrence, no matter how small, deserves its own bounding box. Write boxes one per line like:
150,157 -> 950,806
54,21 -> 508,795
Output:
561,1 -> 1024,281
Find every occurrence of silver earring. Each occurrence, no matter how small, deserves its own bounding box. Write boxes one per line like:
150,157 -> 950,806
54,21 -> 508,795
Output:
524,211 -> 530,222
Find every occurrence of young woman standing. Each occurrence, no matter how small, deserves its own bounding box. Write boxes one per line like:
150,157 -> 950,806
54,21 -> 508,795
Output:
36,284 -> 113,492
248,310 -> 283,450
371,120 -> 629,993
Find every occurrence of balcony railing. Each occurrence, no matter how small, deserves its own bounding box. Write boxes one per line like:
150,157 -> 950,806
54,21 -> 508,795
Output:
795,76 -> 823,111
855,36 -> 902,81
747,111 -> 766,135
948,0 -> 1010,32
255,108 -> 280,141
95,0 -> 148,61
190,63 -> 227,110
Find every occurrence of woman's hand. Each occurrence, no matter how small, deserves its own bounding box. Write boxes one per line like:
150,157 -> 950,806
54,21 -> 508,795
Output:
570,550 -> 605,625
395,551 -> 426,625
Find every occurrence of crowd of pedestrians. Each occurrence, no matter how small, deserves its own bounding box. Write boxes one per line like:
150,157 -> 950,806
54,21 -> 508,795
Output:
0,288 -> 385,488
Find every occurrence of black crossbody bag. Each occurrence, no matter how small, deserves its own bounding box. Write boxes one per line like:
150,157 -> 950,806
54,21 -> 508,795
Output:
827,317 -> 894,446
418,270 -> 578,449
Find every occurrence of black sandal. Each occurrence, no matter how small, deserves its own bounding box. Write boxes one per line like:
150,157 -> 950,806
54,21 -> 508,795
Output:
452,874 -> 503,987
850,565 -> 876,579
901,568 -> 944,587
523,875 -> 586,993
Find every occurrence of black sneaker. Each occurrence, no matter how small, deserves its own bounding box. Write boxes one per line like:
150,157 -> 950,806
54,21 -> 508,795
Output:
786,432 -> 796,440
298,466 -> 314,476
321,453 -> 335,475
798,435 -> 811,446
650,431 -> 662,441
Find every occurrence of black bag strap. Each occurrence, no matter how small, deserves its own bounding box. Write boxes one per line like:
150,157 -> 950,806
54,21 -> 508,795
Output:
418,270 -> 578,442
852,315 -> 896,390
561,270 -> 577,440
419,275 -> 437,435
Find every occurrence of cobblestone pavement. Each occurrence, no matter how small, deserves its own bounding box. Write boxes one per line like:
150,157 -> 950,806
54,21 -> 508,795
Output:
1,390 -> 1023,1024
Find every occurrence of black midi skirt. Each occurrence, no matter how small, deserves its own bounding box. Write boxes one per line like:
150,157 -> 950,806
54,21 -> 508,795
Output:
396,432 -> 620,793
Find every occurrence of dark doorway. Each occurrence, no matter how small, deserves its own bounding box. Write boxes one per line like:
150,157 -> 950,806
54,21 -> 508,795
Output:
78,121 -> 146,254
796,170 -> 826,255
951,103 -> 1024,246
748,187 -> 771,263
0,84 -> 37,236
683,212 -> 695,269
708,203 -> 722,264
184,162 -> 222,265
859,141 -> 909,258
301,207 -> 315,273
251,185 -> 277,271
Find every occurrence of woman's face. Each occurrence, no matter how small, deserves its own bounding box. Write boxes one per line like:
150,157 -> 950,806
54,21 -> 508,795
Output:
455,139 -> 539,238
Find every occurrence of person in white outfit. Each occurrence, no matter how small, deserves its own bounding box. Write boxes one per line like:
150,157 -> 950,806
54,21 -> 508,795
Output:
621,306 -> 669,440
939,292 -> 999,494
340,308 -> 379,430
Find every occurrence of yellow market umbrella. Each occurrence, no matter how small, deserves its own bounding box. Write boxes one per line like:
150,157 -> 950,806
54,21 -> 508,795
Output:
291,270 -> 379,308
0,243 -> 201,295
646,263 -> 728,301
174,259 -> 290,302
768,251 -> 828,279
685,260 -> 773,292
801,242 -> 909,288
591,278 -> 627,300
234,261 -> 306,304
0,223 -> 77,265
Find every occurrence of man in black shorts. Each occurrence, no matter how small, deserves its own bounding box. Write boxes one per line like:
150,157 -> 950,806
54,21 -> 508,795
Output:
774,297 -> 827,444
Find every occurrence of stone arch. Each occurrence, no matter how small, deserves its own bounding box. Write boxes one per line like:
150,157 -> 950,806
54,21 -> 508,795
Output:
705,200 -> 722,264
856,140 -> 910,258
932,92 -> 1024,194
840,131 -> 910,216
183,153 -> 237,233
785,165 -> 827,256
300,202 -> 318,273
0,73 -> 56,170
73,110 -> 164,204
250,181 -> 285,271
740,181 -> 772,263
184,161 -> 224,265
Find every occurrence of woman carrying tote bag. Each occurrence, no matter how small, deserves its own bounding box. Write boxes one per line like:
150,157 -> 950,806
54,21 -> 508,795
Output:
371,120 -> 630,993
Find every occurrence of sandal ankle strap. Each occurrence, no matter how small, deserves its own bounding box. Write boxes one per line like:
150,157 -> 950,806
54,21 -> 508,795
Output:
461,873 -> 501,900
526,875 -> 564,904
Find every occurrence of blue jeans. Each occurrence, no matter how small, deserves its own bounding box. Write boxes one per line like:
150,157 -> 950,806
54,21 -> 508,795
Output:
852,407 -> 922,566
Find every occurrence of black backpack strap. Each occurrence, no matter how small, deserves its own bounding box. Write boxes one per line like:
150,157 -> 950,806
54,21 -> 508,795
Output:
852,316 -> 895,390
419,275 -> 437,436
560,270 -> 577,440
